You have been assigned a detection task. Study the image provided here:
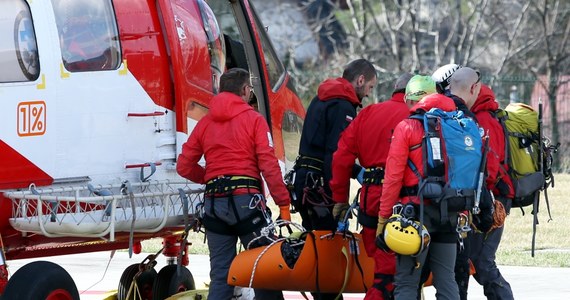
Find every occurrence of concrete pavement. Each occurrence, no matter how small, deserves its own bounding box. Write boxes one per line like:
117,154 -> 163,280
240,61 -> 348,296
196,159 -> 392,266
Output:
7,251 -> 570,299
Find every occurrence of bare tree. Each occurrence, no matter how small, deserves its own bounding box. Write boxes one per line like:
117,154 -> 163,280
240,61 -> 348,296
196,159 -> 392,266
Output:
507,0 -> 570,169
257,1 -> 569,158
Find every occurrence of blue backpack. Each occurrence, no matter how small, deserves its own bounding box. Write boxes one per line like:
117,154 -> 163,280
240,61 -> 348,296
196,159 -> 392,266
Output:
408,108 -> 483,223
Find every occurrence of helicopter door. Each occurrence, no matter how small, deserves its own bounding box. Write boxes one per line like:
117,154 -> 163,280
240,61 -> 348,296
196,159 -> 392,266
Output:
157,0 -> 225,134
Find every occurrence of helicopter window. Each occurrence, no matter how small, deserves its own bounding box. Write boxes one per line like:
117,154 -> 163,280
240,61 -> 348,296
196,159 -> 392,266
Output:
51,0 -> 121,72
197,0 -> 225,94
208,1 -> 284,91
282,110 -> 303,167
250,6 -> 285,91
207,2 -> 247,71
0,0 -> 40,82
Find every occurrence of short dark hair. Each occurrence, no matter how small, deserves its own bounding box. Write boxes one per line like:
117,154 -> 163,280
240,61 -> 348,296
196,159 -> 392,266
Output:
342,59 -> 376,82
220,68 -> 250,95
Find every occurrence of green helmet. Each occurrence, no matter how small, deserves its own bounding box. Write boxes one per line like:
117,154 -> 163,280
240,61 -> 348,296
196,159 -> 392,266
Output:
405,75 -> 437,102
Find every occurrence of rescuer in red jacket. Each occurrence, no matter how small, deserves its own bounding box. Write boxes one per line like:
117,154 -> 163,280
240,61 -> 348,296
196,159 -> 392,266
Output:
329,72 -> 413,300
177,68 -> 290,300
468,84 -> 515,299
292,58 -> 377,300
377,91 -> 460,300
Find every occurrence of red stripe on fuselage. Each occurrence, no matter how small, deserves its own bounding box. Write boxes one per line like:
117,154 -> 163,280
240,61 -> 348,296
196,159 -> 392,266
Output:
0,140 -> 52,189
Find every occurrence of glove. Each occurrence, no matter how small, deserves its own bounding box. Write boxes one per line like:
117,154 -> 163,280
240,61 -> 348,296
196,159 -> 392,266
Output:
278,205 -> 291,221
375,217 -> 390,251
375,234 -> 390,252
376,216 -> 388,237
332,202 -> 350,221
356,167 -> 365,184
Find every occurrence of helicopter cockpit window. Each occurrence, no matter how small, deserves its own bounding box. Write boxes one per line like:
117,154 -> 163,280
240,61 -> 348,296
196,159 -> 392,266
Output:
51,0 -> 121,72
197,0 -> 225,94
0,0 -> 40,82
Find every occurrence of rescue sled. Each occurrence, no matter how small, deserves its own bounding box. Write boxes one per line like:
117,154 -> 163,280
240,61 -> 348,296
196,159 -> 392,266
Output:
227,228 -> 374,294
5,180 -> 202,240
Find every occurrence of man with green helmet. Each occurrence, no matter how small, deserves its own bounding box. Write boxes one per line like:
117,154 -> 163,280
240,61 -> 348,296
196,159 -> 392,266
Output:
377,75 -> 466,300
330,72 -> 413,300
405,74 -> 438,107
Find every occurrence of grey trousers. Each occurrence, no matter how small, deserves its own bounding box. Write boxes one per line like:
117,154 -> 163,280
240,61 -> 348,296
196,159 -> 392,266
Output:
395,242 -> 459,300
204,194 -> 283,300
469,226 -> 514,300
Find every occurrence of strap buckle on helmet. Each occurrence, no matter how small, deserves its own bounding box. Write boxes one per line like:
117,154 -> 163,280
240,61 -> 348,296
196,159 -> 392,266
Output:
392,203 -> 403,215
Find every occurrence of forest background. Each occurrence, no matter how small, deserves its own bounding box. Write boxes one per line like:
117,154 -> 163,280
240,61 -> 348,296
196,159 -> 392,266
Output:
253,0 -> 570,170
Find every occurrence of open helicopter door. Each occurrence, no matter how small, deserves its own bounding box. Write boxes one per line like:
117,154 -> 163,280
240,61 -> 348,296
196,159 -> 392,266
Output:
203,0 -> 300,163
157,0 -> 225,154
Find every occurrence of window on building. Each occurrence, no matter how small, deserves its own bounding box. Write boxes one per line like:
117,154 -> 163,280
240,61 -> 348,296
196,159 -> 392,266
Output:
0,0 -> 40,82
51,0 -> 121,72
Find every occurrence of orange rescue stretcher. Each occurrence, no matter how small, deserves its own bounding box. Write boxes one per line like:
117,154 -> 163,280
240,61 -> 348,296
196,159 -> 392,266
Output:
227,230 -> 374,293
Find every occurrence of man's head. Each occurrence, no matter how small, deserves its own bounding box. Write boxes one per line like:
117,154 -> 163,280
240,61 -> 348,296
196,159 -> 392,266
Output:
448,67 -> 481,109
393,72 -> 414,94
220,68 -> 253,102
432,63 -> 462,93
405,75 -> 437,108
342,59 -> 377,101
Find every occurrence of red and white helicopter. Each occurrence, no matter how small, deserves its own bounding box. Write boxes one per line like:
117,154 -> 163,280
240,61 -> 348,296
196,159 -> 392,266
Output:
0,0 -> 305,299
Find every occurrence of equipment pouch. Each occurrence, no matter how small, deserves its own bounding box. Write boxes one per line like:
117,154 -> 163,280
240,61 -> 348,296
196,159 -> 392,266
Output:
514,172 -> 545,198
421,182 -> 443,199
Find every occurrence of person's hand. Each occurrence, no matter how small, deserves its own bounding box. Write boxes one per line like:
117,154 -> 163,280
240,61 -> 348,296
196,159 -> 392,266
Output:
375,216 -> 390,251
356,167 -> 365,184
376,216 -> 388,237
375,234 -> 391,252
332,202 -> 350,221
278,205 -> 291,221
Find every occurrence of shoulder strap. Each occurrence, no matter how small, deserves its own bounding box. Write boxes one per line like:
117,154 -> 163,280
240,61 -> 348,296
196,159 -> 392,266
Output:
491,109 -> 512,176
409,113 -> 424,121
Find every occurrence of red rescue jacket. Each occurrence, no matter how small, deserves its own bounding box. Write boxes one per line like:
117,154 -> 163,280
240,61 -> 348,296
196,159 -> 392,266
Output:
471,84 -> 515,198
378,94 -> 456,219
330,92 -> 409,217
177,92 -> 290,206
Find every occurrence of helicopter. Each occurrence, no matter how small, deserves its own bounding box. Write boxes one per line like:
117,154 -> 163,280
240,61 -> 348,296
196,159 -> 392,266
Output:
0,0 -> 305,299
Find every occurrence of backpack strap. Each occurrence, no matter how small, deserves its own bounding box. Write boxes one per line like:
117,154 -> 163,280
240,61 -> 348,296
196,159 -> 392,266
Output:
408,114 -> 447,225
407,114 -> 430,247
492,109 -> 509,163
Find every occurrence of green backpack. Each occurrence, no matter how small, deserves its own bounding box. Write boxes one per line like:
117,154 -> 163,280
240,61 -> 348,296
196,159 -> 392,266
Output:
495,102 -> 559,256
495,103 -> 545,208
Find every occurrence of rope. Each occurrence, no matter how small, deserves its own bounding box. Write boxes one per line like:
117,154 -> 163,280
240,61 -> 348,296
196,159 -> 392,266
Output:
246,219 -> 306,249
244,220 -> 307,288
248,237 -> 287,288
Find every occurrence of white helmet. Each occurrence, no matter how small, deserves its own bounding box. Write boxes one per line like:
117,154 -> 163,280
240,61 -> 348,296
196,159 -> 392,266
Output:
432,63 -> 462,93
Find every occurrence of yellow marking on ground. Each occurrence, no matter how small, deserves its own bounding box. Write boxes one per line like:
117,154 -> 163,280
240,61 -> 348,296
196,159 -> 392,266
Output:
102,290 -> 118,300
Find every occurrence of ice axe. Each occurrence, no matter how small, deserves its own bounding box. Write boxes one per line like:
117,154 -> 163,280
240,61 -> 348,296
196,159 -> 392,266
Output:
473,132 -> 490,215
